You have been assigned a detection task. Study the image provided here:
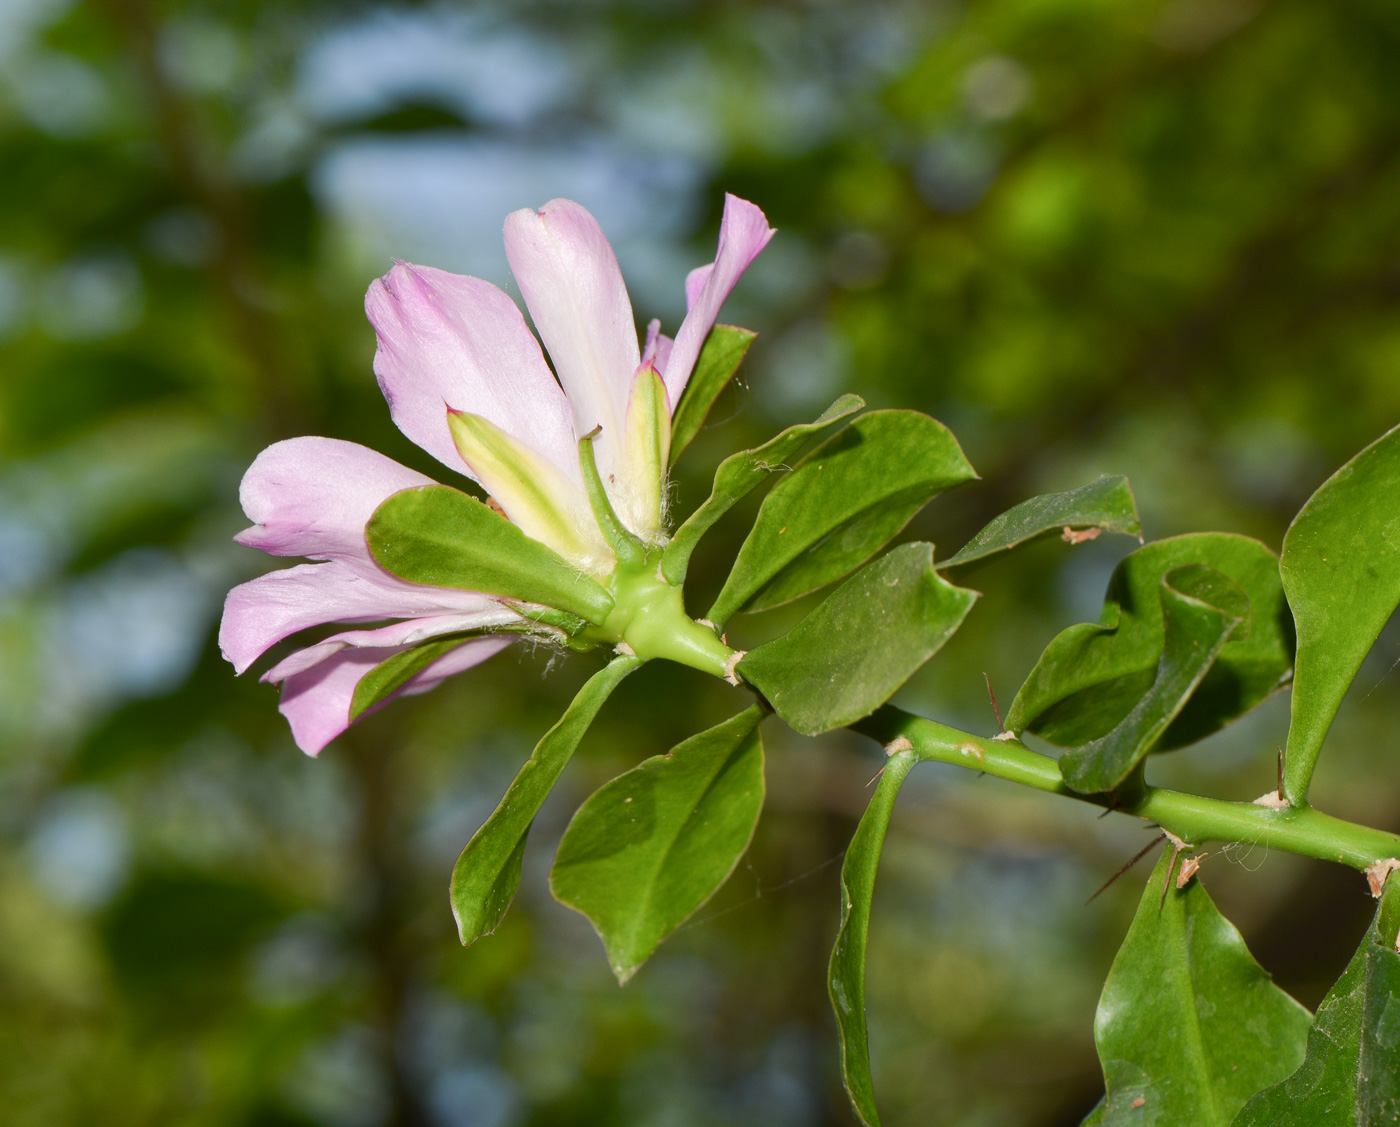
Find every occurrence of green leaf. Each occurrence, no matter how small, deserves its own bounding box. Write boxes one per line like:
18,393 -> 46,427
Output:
669,325 -> 756,463
942,474 -> 1142,569
351,635 -> 476,722
550,705 -> 766,983
829,746 -> 918,1127
1089,849 -> 1311,1125
1058,565 -> 1246,794
1232,876 -> 1400,1126
449,656 -> 644,945
660,394 -> 865,585
366,485 -> 615,624
1006,533 -> 1293,751
708,411 -> 977,627
1281,424 -> 1400,805
738,543 -> 979,736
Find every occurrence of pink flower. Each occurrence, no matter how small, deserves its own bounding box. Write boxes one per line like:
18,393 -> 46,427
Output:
220,194 -> 773,755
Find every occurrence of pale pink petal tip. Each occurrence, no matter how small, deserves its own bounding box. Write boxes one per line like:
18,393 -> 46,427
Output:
663,194 -> 775,405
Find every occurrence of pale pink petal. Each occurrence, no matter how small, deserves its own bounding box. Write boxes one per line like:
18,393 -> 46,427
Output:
234,437 -> 434,570
641,318 -> 674,375
276,634 -> 515,755
366,262 -> 579,482
664,195 -> 775,406
261,609 -> 523,682
504,200 -> 640,484
219,561 -> 501,675
683,264 -> 714,311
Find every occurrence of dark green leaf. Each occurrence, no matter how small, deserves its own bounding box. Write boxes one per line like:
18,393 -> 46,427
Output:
1281,424 -> 1400,804
366,485 -> 615,624
450,656 -> 644,946
1090,849 -> 1311,1125
942,474 -> 1142,569
708,411 -> 977,626
669,325 -> 756,463
660,394 -> 865,585
1058,565 -> 1245,794
1232,876 -> 1400,1126
739,543 -> 979,736
550,705 -> 766,983
1006,533 -> 1293,751
829,746 -> 918,1127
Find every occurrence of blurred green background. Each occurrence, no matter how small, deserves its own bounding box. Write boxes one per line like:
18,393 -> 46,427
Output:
4,0 -> 1400,1124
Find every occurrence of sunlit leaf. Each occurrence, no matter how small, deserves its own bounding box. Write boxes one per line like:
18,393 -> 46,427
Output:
366,484 -> 616,624
450,656 -> 645,946
1232,876 -> 1400,1125
708,411 -> 977,626
661,394 -> 864,584
550,705 -> 766,983
739,543 -> 978,736
669,325 -> 756,462
829,746 -> 918,1127
1058,564 -> 1245,794
1281,424 -> 1400,804
942,474 -> 1142,569
1007,533 -> 1292,751
1088,849 -> 1311,1125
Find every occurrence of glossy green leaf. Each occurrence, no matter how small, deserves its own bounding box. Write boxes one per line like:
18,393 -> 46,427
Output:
1088,849 -> 1311,1125
1007,533 -> 1293,751
1281,424 -> 1400,805
550,705 -> 766,983
366,485 -> 615,624
1059,565 -> 1245,794
669,325 -> 756,463
450,656 -> 644,946
708,411 -> 977,626
942,474 -> 1142,569
829,746 -> 918,1127
738,542 -> 979,736
1232,877 -> 1400,1126
660,394 -> 865,585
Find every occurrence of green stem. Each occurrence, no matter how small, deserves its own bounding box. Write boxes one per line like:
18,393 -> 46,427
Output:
853,706 -> 1400,874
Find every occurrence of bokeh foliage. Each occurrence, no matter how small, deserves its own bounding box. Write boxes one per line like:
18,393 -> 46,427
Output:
4,1 -> 1400,1125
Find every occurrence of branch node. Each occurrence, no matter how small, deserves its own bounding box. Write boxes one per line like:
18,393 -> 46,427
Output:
1366,858 -> 1400,898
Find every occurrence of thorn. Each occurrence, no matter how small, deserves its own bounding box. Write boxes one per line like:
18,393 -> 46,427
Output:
1086,834 -> 1166,904
865,766 -> 886,788
1161,839 -> 1183,910
1277,748 -> 1284,803
983,672 -> 1004,733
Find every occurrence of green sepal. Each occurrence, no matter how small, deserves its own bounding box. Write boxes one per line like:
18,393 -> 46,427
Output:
550,705 -> 766,983
577,428 -> 645,568
660,394 -> 865,585
669,325 -> 756,464
449,655 -> 644,946
942,474 -> 1142,569
1058,564 -> 1245,794
366,485 -> 616,624
829,745 -> 918,1127
1281,423 -> 1400,805
1088,849 -> 1311,1125
739,542 -> 979,736
1232,875 -> 1400,1125
351,634 -> 494,722
1006,533 -> 1292,751
708,410 -> 978,628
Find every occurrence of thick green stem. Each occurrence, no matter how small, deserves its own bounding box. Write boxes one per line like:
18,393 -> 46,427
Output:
853,706 -> 1400,874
